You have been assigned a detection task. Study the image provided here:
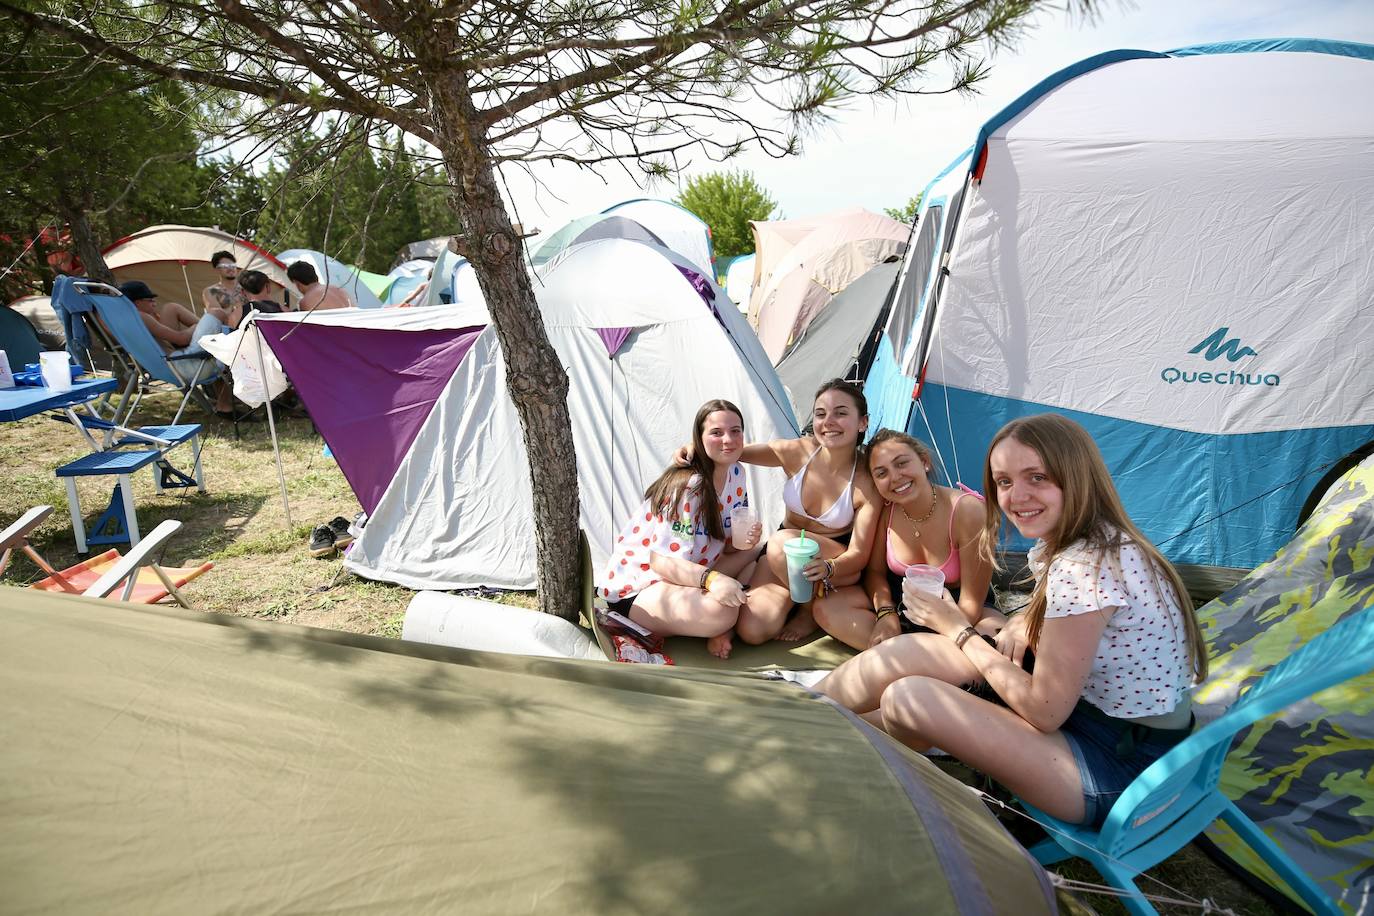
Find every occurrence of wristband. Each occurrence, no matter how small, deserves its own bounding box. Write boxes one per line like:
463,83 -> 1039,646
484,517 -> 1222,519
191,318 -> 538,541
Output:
703,570 -> 721,592
953,626 -> 978,650
874,607 -> 897,623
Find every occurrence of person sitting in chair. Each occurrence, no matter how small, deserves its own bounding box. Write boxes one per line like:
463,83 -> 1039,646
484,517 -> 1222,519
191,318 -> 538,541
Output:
235,270 -> 286,327
119,280 -> 237,418
203,250 -> 249,324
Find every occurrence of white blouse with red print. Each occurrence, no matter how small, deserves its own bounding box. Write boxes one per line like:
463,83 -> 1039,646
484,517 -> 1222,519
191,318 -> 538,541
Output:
598,463 -> 748,603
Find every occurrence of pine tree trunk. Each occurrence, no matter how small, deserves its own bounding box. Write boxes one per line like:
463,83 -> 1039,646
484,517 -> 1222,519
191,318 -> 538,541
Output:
59,203 -> 116,286
428,75 -> 582,622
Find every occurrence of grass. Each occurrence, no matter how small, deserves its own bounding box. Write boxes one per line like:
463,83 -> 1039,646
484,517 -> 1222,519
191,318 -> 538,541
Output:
0,386 -> 1277,914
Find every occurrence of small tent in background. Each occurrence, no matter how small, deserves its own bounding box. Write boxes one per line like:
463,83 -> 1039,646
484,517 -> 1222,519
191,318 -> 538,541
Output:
422,248 -> 483,309
775,259 -> 900,422
724,253 -> 755,311
102,225 -> 290,310
1192,455 -> 1374,913
0,589 -> 1058,914
277,249 -> 387,309
7,295 -> 64,349
244,237 -> 797,590
389,235 -> 451,269
530,214 -> 664,269
601,198 -> 714,276
747,208 -> 909,364
864,40 -> 1374,577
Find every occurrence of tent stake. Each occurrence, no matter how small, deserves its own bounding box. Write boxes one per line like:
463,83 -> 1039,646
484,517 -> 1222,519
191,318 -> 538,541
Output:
253,326 -> 293,529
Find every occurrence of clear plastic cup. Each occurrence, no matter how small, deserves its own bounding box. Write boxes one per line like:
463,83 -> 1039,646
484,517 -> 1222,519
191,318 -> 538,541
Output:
729,506 -> 758,549
901,564 -> 946,622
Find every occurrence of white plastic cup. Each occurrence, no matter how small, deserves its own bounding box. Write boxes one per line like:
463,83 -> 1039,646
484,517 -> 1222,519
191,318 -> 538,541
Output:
729,506 -> 758,549
901,564 -> 946,622
40,351 -> 72,392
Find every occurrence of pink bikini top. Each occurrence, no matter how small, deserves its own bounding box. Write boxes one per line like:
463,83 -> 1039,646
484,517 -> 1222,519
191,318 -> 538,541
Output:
886,483 -> 984,583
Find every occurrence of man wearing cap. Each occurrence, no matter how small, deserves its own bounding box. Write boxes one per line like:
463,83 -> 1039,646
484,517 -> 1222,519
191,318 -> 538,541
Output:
119,280 -> 239,417
203,250 -> 249,323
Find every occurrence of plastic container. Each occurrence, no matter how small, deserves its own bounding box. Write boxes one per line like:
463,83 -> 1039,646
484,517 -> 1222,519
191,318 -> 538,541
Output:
40,351 -> 73,392
783,535 -> 821,602
901,564 -> 946,622
729,506 -> 758,549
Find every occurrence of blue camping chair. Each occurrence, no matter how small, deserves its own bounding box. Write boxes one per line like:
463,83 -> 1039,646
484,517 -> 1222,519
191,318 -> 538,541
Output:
51,276 -> 222,426
1024,608 -> 1372,916
0,306 -> 43,375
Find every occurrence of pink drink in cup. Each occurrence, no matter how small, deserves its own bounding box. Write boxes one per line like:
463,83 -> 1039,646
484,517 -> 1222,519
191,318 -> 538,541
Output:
729,506 -> 758,549
901,564 -> 946,623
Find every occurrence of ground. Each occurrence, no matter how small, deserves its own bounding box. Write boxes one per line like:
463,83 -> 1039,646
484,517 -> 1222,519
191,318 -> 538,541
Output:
0,387 -> 1276,915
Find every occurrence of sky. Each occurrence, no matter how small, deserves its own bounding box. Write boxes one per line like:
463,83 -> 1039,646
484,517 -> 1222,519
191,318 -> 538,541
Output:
498,0 -> 1374,233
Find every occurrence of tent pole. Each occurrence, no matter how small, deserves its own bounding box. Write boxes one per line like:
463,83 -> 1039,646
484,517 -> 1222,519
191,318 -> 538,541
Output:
252,325 -> 293,529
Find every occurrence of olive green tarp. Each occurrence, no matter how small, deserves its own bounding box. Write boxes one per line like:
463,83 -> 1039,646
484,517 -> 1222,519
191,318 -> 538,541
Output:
0,589 -> 1056,915
1194,455 -> 1374,914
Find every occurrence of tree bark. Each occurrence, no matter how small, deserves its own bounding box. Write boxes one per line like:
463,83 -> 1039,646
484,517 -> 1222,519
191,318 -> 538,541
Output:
58,203 -> 116,286
428,71 -> 582,622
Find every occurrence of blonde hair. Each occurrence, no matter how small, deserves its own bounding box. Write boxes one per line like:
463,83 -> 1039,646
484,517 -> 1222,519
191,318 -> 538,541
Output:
980,414 -> 1207,682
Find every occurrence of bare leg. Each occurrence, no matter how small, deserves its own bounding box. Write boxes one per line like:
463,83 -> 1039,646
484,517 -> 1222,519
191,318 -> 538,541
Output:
880,676 -> 1085,822
627,582 -> 740,659
702,550 -> 758,658
812,585 -> 878,650
814,632 -> 979,713
777,530 -> 853,642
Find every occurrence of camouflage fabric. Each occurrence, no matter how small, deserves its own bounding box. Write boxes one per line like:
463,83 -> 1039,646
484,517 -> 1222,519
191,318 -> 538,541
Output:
1194,456 -> 1374,914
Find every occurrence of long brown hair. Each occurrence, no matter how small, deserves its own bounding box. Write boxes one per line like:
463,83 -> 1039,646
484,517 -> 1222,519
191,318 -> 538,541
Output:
643,399 -> 743,541
865,428 -> 937,484
979,414 -> 1207,682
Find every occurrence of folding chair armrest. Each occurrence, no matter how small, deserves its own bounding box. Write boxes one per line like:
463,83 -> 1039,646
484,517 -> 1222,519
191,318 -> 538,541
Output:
167,351 -> 209,362
83,519 -> 184,600
1,505 -> 54,551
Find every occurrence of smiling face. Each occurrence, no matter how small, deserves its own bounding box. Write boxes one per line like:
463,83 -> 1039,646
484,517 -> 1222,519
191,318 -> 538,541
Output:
811,389 -> 867,449
989,436 -> 1063,540
868,440 -> 932,505
698,409 -> 744,466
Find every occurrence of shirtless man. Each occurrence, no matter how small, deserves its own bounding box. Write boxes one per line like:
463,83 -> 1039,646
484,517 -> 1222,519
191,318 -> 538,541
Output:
119,280 -> 235,415
203,250 -> 249,326
287,261 -> 356,312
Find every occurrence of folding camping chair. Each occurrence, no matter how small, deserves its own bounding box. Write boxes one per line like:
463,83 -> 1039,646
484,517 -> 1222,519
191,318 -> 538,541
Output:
50,276 -> 226,428
1023,608 -> 1373,916
21,512 -> 211,607
0,505 -> 61,579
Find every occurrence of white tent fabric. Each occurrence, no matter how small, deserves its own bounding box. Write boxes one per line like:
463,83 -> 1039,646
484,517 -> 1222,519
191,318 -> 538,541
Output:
748,208 -> 909,364
725,254 -> 754,311
601,199 -> 713,276
277,249 -> 384,309
102,225 -> 290,311
245,239 -> 798,590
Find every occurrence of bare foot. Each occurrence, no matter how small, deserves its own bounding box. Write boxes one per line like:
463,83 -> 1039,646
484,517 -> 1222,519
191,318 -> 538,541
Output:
777,607 -> 817,642
707,631 -> 734,659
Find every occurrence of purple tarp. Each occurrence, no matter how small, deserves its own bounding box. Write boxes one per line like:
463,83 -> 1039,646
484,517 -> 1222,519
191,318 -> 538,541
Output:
258,321 -> 484,514
594,327 -> 634,357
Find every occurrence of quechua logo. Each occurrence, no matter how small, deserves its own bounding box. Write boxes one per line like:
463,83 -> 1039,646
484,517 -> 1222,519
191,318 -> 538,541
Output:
1161,328 -> 1278,388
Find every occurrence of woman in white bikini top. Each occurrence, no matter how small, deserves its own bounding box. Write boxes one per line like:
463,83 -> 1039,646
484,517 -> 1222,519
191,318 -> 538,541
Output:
718,379 -> 881,647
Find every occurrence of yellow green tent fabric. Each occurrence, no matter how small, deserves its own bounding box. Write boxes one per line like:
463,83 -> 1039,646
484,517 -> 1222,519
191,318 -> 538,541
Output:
1195,456 -> 1374,914
0,589 -> 1056,915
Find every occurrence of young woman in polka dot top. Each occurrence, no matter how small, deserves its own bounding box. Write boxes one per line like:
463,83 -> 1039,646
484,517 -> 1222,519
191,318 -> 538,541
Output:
819,414 -> 1208,827
597,399 -> 763,660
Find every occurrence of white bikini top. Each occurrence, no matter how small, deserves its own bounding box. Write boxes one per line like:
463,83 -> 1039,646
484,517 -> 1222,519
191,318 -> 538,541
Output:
782,448 -> 858,531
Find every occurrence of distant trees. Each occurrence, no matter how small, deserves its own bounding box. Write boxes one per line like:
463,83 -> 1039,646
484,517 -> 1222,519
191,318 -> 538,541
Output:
884,193 -> 924,226
675,170 -> 777,259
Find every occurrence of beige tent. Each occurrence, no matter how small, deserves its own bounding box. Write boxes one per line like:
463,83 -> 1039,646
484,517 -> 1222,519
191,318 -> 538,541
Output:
0,588 -> 1058,914
102,224 -> 291,311
7,295 -> 64,348
748,208 -> 909,364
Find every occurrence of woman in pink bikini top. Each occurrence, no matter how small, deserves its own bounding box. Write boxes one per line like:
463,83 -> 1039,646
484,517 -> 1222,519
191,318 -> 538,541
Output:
810,428 -> 1001,651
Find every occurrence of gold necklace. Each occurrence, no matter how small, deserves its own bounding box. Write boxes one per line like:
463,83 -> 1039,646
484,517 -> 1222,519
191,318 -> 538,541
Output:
897,484 -> 939,538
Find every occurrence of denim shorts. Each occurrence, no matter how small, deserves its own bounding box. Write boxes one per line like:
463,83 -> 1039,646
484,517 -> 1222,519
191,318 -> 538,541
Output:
1060,701 -> 1193,827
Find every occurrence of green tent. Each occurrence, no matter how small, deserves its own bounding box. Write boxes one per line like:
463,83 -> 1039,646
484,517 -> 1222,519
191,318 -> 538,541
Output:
1194,455 -> 1374,913
0,590 -> 1056,914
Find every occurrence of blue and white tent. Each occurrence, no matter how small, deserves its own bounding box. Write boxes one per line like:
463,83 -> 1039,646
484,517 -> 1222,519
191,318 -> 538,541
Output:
864,39 -> 1374,573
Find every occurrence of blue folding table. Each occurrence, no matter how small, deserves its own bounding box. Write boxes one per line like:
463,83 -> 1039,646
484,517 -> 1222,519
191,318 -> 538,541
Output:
0,379 -> 204,551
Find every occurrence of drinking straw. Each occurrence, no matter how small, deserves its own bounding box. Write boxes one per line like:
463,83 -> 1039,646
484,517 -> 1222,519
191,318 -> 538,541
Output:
799,530 -> 808,545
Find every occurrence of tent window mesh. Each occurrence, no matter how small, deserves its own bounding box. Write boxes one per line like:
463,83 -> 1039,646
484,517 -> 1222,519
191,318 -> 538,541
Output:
885,204 -> 942,368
